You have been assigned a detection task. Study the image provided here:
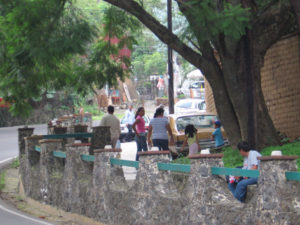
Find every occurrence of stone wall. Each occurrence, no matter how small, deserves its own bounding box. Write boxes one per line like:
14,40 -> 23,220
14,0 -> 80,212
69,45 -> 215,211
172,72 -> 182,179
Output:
20,129 -> 300,225
205,33 -> 300,140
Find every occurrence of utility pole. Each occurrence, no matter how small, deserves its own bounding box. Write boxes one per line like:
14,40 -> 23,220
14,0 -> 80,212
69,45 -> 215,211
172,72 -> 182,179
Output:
167,0 -> 174,114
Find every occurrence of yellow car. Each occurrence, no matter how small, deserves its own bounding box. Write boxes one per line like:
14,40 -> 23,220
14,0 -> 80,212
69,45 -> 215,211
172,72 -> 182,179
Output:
168,112 -> 227,153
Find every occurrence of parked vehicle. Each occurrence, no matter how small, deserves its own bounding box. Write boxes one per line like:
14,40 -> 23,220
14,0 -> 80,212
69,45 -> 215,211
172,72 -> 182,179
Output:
119,115 -> 151,142
168,112 -> 227,156
174,98 -> 206,114
178,80 -> 205,99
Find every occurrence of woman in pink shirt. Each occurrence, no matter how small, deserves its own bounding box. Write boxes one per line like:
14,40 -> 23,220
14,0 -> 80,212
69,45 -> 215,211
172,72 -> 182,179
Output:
132,107 -> 148,160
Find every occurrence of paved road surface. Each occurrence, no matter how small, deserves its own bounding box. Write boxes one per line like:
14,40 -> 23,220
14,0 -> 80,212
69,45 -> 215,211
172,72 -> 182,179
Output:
0,124 -> 58,225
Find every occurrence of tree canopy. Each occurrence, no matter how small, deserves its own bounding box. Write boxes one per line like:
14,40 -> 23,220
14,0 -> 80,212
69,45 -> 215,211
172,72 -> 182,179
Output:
0,0 -> 140,116
102,0 -> 297,148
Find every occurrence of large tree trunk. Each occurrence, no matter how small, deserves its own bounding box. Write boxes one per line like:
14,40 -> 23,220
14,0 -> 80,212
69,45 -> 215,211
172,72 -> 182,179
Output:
104,0 -> 295,149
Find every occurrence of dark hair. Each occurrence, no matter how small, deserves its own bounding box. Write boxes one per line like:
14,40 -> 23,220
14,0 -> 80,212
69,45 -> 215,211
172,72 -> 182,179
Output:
108,105 -> 114,114
185,124 -> 197,138
135,107 -> 144,118
154,107 -> 164,118
237,141 -> 250,152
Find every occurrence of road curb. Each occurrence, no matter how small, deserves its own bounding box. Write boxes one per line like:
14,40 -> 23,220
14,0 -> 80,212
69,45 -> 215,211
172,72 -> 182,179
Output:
0,157 -> 17,171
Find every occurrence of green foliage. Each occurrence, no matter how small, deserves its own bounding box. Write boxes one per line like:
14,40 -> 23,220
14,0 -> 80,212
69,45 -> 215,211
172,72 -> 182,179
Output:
144,52 -> 166,75
172,156 -> 190,165
0,172 -> 5,192
181,0 -> 251,42
11,158 -> 20,169
0,0 -> 96,116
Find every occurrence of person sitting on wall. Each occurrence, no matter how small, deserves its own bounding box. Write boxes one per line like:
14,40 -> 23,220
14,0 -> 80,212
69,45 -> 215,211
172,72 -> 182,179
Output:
228,141 -> 261,203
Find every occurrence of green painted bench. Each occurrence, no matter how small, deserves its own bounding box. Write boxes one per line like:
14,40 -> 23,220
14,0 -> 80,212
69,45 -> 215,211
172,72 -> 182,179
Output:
211,167 -> 259,178
53,151 -> 66,158
285,171 -> 300,181
157,162 -> 191,173
110,158 -> 139,168
42,132 -> 93,139
80,154 -> 95,162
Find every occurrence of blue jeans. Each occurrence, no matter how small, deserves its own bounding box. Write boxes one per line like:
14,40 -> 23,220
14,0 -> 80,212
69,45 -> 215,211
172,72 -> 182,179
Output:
228,177 -> 258,202
152,139 -> 169,151
125,124 -> 134,141
135,133 -> 148,161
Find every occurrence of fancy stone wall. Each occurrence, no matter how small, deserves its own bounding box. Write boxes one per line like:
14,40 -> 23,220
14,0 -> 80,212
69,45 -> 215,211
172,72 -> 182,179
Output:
205,33 -> 300,140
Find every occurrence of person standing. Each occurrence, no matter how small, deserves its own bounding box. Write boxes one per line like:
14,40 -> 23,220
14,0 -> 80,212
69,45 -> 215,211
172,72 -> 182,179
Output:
147,107 -> 174,151
212,120 -> 224,147
99,105 -> 120,148
228,141 -> 261,202
180,124 -> 200,156
132,107 -> 148,160
123,104 -> 135,141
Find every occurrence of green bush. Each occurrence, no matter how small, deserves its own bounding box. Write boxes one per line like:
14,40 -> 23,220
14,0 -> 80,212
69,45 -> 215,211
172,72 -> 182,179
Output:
0,172 -> 5,192
11,158 -> 20,169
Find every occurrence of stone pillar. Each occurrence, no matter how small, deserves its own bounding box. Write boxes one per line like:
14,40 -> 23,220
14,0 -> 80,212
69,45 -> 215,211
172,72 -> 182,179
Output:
180,154 -> 242,225
123,151 -> 182,225
21,135 -> 43,199
62,143 -> 93,214
89,126 -> 111,154
253,156 -> 300,225
39,139 -> 64,205
18,127 -> 34,158
92,149 -> 123,223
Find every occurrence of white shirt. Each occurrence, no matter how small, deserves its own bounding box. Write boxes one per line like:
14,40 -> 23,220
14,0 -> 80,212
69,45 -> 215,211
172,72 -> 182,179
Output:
124,109 -> 135,125
243,150 -> 261,170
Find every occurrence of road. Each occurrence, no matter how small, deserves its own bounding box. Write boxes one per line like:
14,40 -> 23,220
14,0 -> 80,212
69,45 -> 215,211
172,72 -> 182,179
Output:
0,123 -> 138,224
0,124 -> 59,225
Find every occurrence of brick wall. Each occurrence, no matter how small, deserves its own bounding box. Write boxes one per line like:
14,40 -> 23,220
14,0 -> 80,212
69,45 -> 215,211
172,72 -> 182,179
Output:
205,33 -> 300,140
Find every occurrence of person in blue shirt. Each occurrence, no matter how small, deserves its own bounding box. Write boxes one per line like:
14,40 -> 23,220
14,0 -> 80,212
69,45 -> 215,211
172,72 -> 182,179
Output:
212,120 -> 224,147
124,104 -> 135,141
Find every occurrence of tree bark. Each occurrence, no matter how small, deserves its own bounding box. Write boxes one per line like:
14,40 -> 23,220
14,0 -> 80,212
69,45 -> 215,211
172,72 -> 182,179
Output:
103,0 -> 295,149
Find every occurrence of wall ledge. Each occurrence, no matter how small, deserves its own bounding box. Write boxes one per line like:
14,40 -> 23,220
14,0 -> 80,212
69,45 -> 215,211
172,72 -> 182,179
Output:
258,156 -> 299,160
94,149 -> 122,153
188,154 -> 224,159
138,150 -> 169,156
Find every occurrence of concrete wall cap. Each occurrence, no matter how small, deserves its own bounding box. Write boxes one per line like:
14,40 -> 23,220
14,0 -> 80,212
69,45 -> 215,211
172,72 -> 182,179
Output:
138,150 -> 170,156
258,156 -> 299,160
94,149 -> 122,153
92,126 -> 110,128
18,127 -> 34,131
25,135 -> 43,140
70,143 -> 91,147
39,139 -> 64,144
188,154 -> 224,159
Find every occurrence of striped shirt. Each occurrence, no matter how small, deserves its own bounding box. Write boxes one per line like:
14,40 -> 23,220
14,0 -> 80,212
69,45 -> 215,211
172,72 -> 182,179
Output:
149,117 -> 169,140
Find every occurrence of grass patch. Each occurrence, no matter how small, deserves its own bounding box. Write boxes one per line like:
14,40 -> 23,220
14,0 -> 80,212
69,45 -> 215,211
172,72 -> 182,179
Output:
92,112 -> 124,121
0,172 -> 5,192
172,156 -> 190,165
11,158 -> 20,169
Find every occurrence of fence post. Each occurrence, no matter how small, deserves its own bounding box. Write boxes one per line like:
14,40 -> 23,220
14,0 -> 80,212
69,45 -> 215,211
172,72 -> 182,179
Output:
89,126 -> 111,154
62,143 -> 93,213
18,126 -> 34,158
39,139 -> 64,205
92,148 -> 123,223
20,135 -> 43,199
253,155 -> 300,225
